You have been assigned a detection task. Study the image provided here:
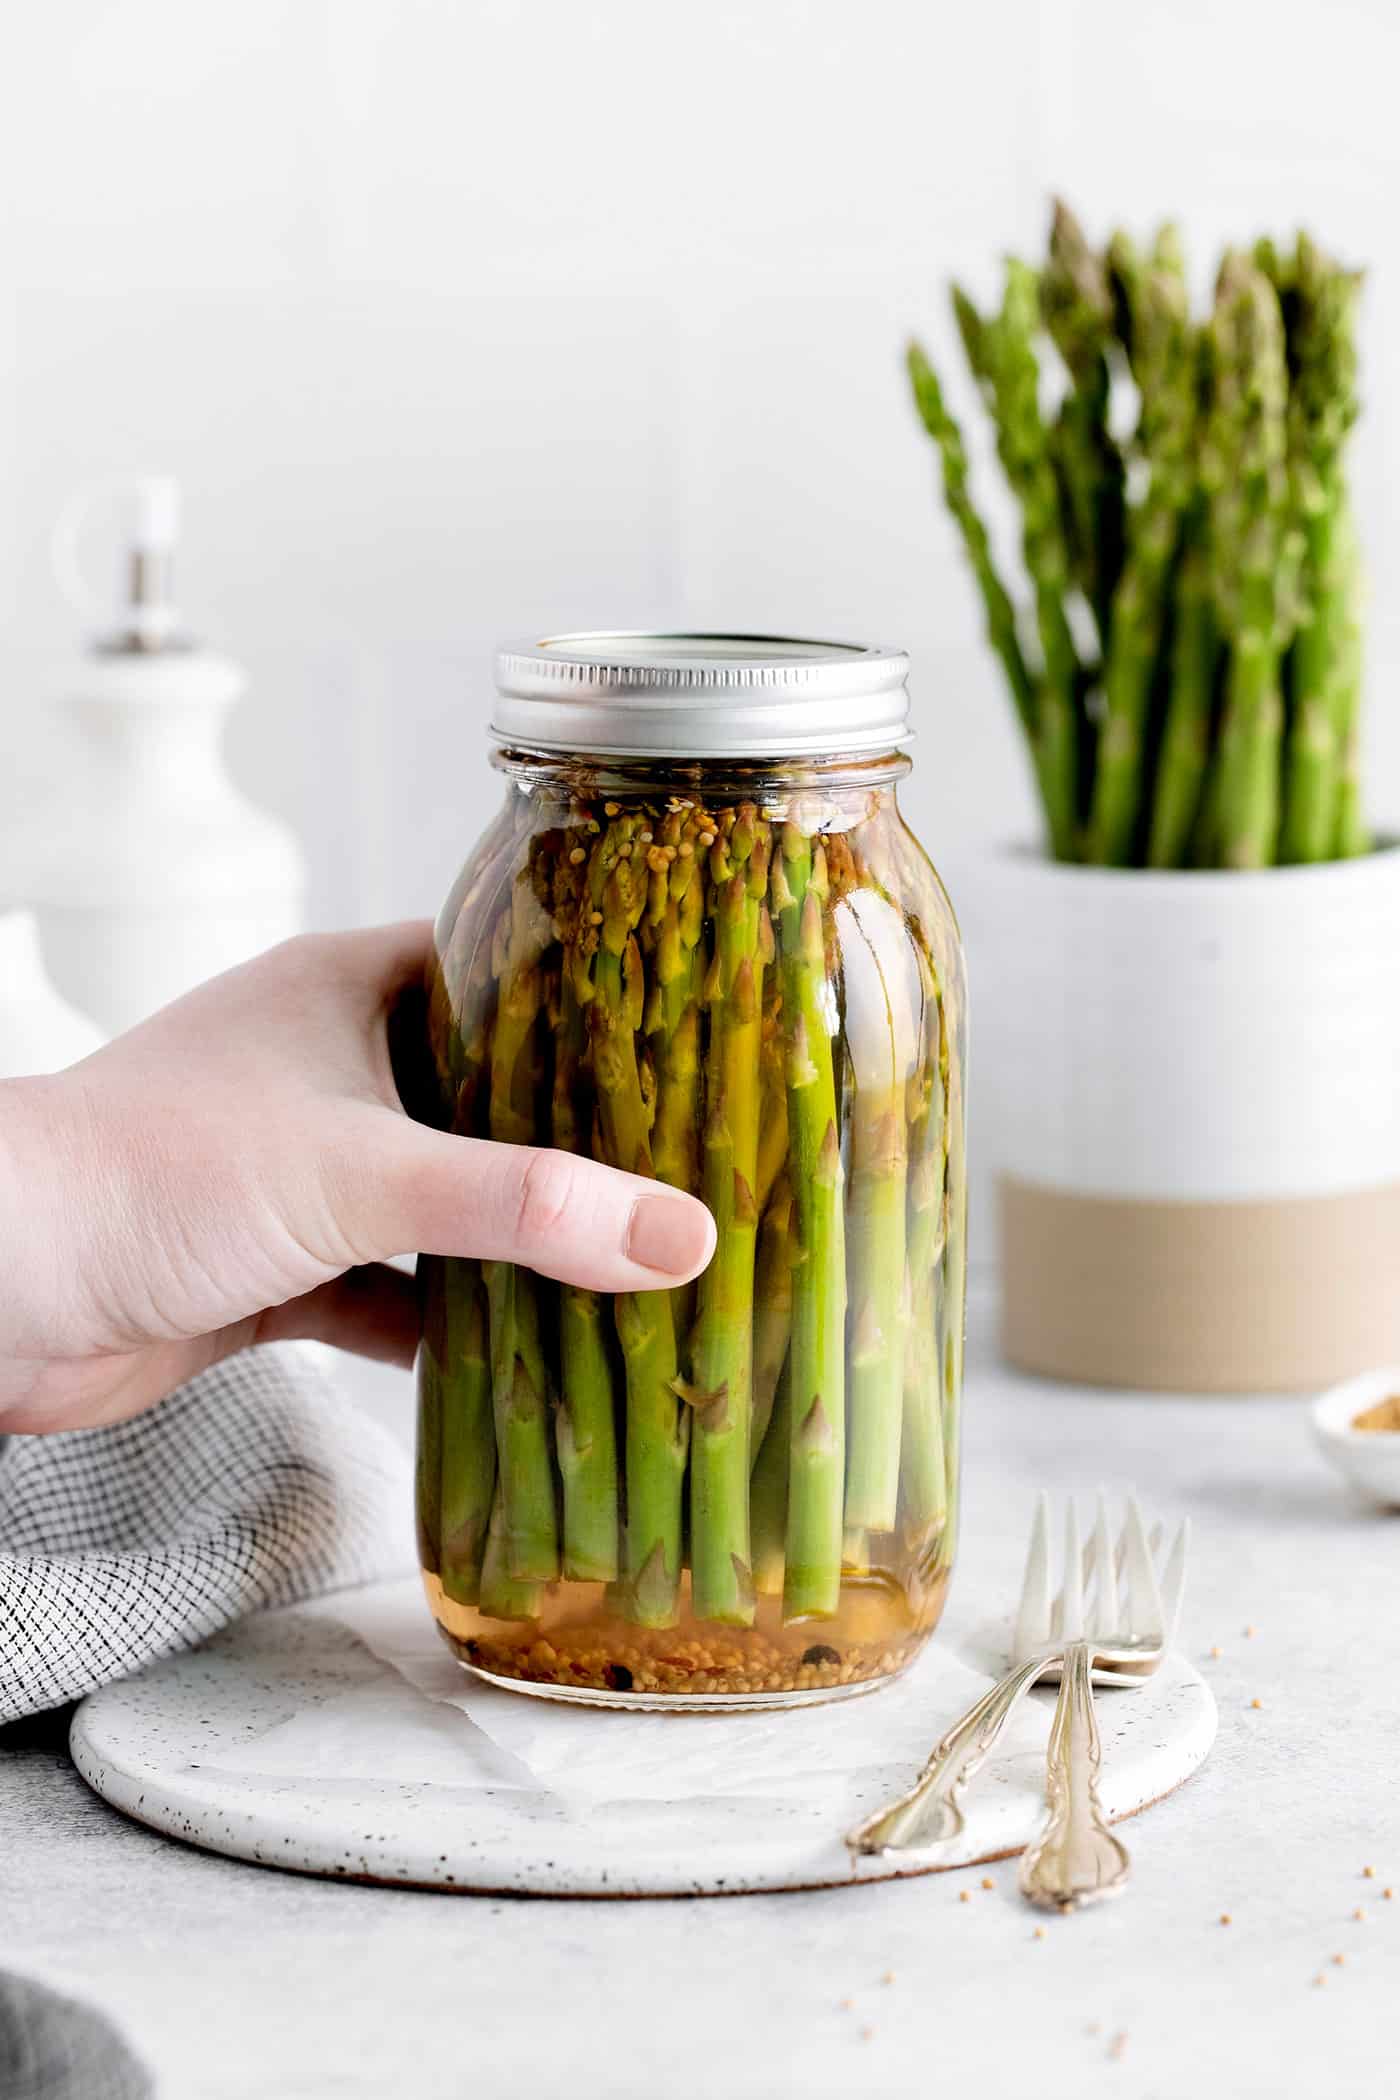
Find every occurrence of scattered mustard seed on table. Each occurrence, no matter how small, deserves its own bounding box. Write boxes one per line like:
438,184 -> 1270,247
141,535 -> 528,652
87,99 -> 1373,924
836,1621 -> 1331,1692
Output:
980,1876 -> 995,1890
1333,1954 -> 1346,1967
881,1972 -> 895,1986
1250,1698 -> 1263,1710
1363,1865 -> 1376,1878
1385,1889 -> 1395,1901
959,1889 -> 972,1904
1209,1645 -> 1222,1659
1220,1913 -> 1232,1926
1355,1908 -> 1367,1922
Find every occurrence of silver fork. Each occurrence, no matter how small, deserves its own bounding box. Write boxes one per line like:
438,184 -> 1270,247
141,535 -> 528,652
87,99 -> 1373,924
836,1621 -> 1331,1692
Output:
845,1492 -> 1189,1906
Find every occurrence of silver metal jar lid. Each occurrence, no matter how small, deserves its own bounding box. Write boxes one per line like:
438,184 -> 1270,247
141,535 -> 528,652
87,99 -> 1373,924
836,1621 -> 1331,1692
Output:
490,632 -> 911,759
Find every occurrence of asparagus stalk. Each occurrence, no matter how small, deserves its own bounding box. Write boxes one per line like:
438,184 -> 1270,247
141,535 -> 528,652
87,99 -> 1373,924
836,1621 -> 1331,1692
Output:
479,1482 -> 544,1622
1278,236 -> 1364,863
773,826 -> 847,1621
1206,254 -> 1295,870
1332,510 -> 1368,860
939,1001 -> 969,1563
550,932 -> 619,1586
1041,197 -> 1124,652
482,1255 -> 558,1584
427,799 -> 525,1105
1146,531 -> 1219,867
484,872 -> 560,1583
554,1285 -> 618,1583
754,977 -> 790,1218
906,342 -> 1037,746
841,890 -> 914,1535
436,1257 -> 495,1604
582,814 -> 688,1628
643,804 -> 707,1349
415,1304 -> 444,1577
910,205 -> 1367,871
891,825 -> 968,1564
897,1014 -> 947,1562
1089,233 -> 1198,865
750,1174 -> 795,1460
749,1359 -> 792,1598
845,1099 -> 909,1536
420,802 -> 538,1588
970,262 -> 1084,859
688,807 -> 770,1625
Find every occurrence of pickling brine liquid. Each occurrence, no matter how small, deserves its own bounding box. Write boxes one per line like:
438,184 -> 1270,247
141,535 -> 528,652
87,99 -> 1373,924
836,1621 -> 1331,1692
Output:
415,742 -> 966,1708
423,1562 -> 951,1706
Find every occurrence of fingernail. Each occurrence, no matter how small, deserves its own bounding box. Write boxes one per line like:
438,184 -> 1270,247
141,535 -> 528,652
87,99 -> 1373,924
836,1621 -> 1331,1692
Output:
626,1194 -> 713,1276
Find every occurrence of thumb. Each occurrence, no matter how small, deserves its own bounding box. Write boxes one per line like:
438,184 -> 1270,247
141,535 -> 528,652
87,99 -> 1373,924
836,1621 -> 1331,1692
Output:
333,1112 -> 716,1293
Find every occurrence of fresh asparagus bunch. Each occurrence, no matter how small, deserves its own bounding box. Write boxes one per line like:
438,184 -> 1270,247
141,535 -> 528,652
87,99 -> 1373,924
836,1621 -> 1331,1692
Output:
909,202 -> 1367,868
419,788 -> 966,1635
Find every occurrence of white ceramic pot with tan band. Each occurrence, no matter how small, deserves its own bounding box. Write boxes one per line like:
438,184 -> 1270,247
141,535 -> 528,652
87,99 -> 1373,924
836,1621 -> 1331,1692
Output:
969,843 -> 1400,1392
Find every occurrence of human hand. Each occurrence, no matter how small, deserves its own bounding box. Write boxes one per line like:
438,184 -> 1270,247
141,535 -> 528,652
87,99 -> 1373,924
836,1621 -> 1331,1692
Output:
0,924 -> 715,1434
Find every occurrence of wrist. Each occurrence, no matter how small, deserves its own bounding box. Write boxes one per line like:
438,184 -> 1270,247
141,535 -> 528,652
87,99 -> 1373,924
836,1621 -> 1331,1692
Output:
0,1075 -> 66,1358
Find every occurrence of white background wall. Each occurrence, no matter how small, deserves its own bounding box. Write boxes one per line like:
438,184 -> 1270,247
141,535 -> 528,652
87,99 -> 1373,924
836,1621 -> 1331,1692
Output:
1,0 -> 1397,934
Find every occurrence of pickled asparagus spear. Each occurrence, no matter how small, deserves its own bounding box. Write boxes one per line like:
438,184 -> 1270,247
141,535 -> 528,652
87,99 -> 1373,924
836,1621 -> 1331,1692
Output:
550,943 -> 619,1585
688,807 -> 770,1625
583,816 -> 688,1627
940,1011 -> 969,1563
754,981 -> 790,1217
482,1256 -> 558,1585
750,1360 -> 792,1598
898,988 -> 948,1561
773,827 -> 847,1621
643,804 -> 707,1349
422,806 -> 534,1588
479,1482 -> 544,1622
484,872 -> 559,1584
750,1175 -> 795,1461
437,1257 -> 495,1604
414,1332 -> 444,1577
839,883 -> 918,1535
845,1096 -> 908,1533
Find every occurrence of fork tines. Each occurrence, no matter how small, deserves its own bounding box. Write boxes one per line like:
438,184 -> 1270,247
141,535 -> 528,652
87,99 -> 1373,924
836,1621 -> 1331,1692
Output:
1013,1491 -> 1190,1655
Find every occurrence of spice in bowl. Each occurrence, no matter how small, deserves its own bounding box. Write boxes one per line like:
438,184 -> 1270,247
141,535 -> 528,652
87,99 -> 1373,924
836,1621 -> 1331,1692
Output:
1311,1369 -> 1400,1506
1351,1395 -> 1400,1432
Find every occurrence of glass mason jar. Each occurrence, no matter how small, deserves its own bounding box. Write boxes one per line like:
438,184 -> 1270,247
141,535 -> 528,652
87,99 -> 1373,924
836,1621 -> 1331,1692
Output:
415,634 -> 967,1708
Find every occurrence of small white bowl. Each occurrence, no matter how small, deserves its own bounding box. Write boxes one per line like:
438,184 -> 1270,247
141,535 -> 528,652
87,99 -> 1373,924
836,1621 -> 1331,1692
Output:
1312,1368 -> 1400,1507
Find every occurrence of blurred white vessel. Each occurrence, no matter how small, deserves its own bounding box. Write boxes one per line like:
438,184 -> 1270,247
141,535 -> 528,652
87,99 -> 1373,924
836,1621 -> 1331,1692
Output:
0,908 -> 104,1076
22,476 -> 306,1036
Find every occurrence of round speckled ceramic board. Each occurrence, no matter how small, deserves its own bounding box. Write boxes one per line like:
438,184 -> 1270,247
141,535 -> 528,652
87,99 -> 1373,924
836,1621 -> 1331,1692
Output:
70,1585 -> 1216,1898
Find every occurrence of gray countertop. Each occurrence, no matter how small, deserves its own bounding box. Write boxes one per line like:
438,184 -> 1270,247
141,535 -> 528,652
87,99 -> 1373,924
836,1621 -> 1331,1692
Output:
6,1295 -> 1397,2099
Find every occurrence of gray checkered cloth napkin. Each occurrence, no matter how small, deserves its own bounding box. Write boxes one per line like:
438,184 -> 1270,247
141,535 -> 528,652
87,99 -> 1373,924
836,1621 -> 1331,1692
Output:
0,1343 -> 412,1724
0,1973 -> 154,2100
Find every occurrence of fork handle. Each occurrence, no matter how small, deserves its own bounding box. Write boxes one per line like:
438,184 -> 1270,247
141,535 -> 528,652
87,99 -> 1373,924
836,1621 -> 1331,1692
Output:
845,1651 -> 1055,1859
1018,1639 -> 1131,1911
